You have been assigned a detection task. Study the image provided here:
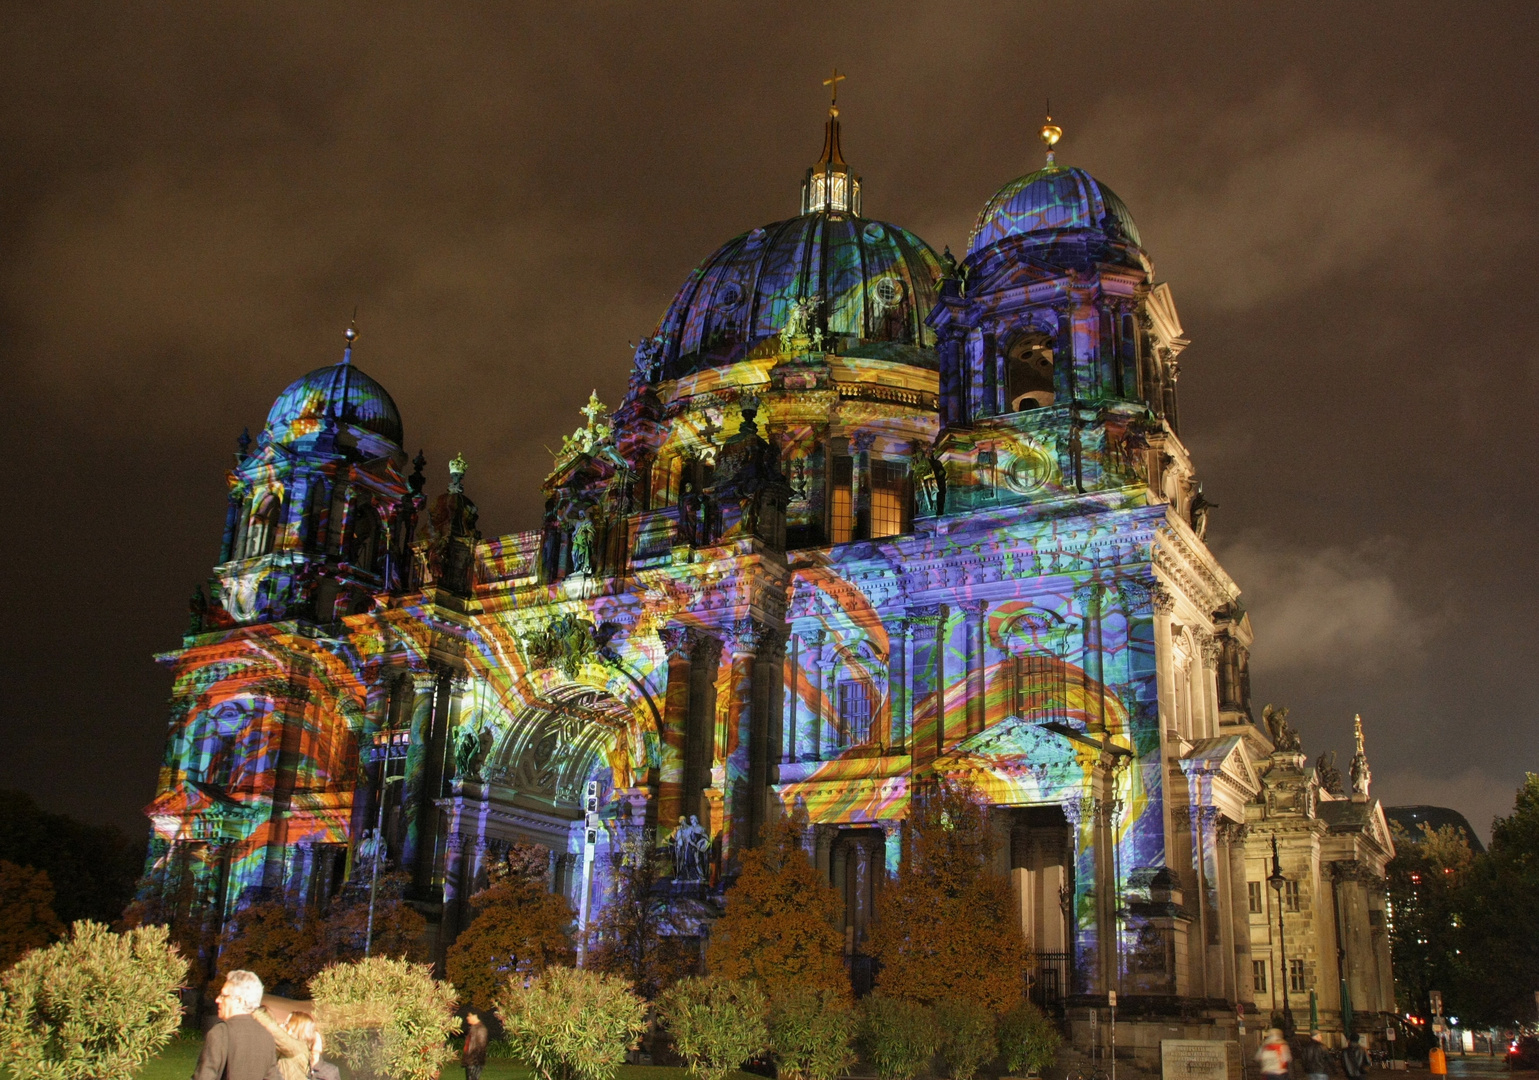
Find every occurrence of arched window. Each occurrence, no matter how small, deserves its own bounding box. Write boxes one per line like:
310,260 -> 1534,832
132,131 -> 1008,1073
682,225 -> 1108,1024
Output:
348,504 -> 384,574
245,493 -> 281,557
831,643 -> 885,750
1006,335 -> 1056,412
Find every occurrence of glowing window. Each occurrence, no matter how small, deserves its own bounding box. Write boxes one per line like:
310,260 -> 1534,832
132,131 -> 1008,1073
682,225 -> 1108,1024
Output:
829,456 -> 853,544
1014,653 -> 1067,720
869,459 -> 909,539
837,680 -> 873,746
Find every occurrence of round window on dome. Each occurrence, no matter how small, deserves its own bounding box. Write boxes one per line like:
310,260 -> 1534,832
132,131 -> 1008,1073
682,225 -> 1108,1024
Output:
873,278 -> 904,307
863,221 -> 886,242
716,283 -> 744,310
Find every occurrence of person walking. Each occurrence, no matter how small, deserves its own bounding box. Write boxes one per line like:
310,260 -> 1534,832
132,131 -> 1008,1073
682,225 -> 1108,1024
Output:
1300,1032 -> 1331,1080
463,1012 -> 489,1080
1256,1028 -> 1293,1080
1341,1035 -> 1371,1080
192,970 -> 279,1080
251,1006 -> 311,1080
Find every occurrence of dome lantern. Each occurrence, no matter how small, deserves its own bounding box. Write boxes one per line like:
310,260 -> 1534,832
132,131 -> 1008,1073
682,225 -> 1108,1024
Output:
801,68 -> 862,216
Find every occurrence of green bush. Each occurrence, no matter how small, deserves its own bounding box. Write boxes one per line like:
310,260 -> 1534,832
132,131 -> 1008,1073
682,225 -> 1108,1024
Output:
861,995 -> 940,1080
997,1000 -> 1060,1077
768,985 -> 858,1080
0,920 -> 187,1080
495,965 -> 647,1080
309,955 -> 460,1080
657,976 -> 770,1080
935,999 -> 997,1080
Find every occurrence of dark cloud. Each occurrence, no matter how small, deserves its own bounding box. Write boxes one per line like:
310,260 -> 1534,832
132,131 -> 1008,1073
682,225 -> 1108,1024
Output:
2,2 -> 1534,842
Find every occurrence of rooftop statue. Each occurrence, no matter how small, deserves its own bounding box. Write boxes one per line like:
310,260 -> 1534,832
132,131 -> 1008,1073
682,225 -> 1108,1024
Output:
1263,703 -> 1302,752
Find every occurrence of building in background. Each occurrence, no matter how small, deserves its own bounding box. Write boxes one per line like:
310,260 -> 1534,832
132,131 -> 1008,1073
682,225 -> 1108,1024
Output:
141,94 -> 1393,1055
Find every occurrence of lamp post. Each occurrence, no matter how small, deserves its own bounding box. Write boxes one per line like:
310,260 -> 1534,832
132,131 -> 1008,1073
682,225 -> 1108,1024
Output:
1268,835 -> 1295,1035
364,729 -> 408,957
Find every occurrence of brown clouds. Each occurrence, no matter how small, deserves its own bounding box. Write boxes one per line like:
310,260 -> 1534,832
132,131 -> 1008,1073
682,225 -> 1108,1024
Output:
1,2 -> 1535,835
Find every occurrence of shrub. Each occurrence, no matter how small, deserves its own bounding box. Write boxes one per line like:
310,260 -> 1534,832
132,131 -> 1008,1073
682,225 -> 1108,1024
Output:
312,871 -> 428,968
309,955 -> 460,1080
495,964 -> 647,1080
587,823 -> 699,999
658,976 -> 770,1080
707,819 -> 848,999
997,1000 -> 1060,1077
768,984 -> 859,1080
935,998 -> 997,1080
0,920 -> 187,1080
446,874 -> 575,1010
0,861 -> 66,969
861,995 -> 940,1080
870,780 -> 1027,1011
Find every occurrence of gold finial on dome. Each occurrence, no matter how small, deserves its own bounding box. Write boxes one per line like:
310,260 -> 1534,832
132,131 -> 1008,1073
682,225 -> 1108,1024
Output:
823,66 -> 846,117
342,307 -> 359,364
1041,102 -> 1063,166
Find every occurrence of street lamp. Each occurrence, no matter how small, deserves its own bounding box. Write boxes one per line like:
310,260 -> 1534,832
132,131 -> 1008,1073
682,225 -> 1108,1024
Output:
1268,835 -> 1295,1035
364,729 -> 408,957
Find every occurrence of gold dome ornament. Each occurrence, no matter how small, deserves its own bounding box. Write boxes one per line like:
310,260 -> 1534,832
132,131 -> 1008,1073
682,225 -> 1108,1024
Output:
1041,114 -> 1063,165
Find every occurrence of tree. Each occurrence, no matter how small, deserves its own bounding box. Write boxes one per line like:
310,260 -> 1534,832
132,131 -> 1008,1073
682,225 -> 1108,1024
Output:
587,822 -> 698,999
0,791 -> 142,927
312,870 -> 429,969
495,965 -> 647,1080
309,955 -> 460,1080
935,998 -> 997,1080
446,873 -> 575,1010
657,977 -> 770,1080
0,920 -> 187,1080
868,779 -> 1028,1011
0,860 -> 66,969
1384,820 -> 1472,1018
216,898 -> 323,993
859,995 -> 940,1080
1453,773 -> 1539,1025
997,1000 -> 1060,1077
706,817 -> 847,1000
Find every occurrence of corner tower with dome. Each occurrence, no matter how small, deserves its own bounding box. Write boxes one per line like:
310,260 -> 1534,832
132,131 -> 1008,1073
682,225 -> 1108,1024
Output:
142,100 -> 1396,1047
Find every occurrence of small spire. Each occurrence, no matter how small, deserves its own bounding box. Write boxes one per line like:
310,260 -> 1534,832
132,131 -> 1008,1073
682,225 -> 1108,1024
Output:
1349,713 -> 1372,801
448,451 -> 467,494
342,308 -> 359,365
818,67 -> 847,167
1041,103 -> 1063,167
803,68 -> 860,214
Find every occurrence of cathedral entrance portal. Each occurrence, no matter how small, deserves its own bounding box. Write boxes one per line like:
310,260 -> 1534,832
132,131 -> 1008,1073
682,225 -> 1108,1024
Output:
1010,804 -> 1073,1006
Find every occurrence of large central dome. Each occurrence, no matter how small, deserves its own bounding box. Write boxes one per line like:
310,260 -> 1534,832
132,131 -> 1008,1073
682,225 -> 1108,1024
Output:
648,211 -> 943,381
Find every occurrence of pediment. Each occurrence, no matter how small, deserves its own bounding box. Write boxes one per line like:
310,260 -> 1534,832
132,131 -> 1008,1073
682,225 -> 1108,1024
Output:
1179,735 -> 1261,798
932,714 -> 1093,804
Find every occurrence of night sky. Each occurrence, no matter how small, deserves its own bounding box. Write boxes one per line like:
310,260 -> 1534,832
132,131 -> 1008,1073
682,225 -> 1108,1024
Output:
2,4 -> 1534,844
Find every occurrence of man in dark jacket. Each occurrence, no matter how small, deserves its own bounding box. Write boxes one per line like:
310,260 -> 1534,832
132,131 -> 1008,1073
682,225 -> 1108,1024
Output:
192,970 -> 279,1080
463,1012 -> 489,1080
1342,1035 -> 1371,1080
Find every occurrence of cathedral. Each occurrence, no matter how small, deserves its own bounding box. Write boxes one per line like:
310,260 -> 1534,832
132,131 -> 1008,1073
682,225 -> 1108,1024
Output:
144,89 -> 1395,1056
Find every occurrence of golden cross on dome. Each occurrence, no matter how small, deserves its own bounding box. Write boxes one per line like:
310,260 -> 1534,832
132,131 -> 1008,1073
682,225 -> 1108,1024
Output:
823,67 -> 846,109
580,390 -> 607,428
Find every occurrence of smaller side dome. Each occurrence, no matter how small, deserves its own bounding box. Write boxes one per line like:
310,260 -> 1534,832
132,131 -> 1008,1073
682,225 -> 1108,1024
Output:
265,360 -> 403,446
967,163 -> 1142,257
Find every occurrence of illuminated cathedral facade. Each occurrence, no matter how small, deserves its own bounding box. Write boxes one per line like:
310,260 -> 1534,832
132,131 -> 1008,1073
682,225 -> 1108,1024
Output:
144,97 -> 1395,1050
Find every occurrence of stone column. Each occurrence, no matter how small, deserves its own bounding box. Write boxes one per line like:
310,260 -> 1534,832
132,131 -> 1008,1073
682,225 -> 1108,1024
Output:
684,630 -> 722,823
782,631 -> 800,763
885,617 -> 910,752
908,605 -> 947,765
852,432 -> 875,541
800,630 -> 826,761
1075,583 -> 1106,731
656,627 -> 694,829
817,656 -> 839,753
1197,632 -> 1223,741
1222,821 -> 1255,1009
412,670 -> 462,896
260,676 -> 311,891
722,619 -> 781,858
965,601 -> 987,736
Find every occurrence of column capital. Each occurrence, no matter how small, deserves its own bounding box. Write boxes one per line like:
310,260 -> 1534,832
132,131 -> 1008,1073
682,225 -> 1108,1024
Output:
725,618 -> 782,657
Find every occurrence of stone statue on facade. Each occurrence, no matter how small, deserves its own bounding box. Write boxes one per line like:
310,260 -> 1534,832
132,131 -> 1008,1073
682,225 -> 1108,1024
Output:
1315,750 -> 1343,796
571,514 -> 596,576
1263,703 -> 1302,752
671,815 -> 708,882
454,726 -> 480,780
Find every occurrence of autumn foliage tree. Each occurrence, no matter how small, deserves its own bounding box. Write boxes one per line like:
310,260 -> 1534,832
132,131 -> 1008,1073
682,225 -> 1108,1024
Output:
587,822 -> 698,999
0,860 -> 66,969
446,843 -> 576,1010
706,817 -> 847,1000
868,779 -> 1027,1012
